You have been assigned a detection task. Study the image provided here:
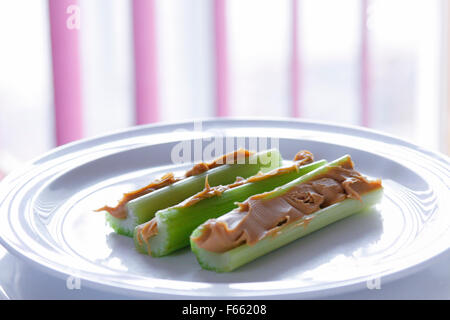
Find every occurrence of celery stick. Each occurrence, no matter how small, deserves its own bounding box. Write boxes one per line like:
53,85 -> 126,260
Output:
190,155 -> 383,272
106,149 -> 282,237
190,188 -> 383,272
134,160 -> 327,257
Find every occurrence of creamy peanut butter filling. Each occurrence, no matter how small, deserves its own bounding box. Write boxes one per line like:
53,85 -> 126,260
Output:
95,173 -> 180,219
135,218 -> 158,253
192,157 -> 382,253
185,149 -> 254,177
178,150 -> 314,208
95,149 -> 253,219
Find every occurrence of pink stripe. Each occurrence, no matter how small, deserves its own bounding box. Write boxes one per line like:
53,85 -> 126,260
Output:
360,0 -> 370,127
132,0 -> 158,124
49,0 -> 83,146
214,0 -> 228,117
291,0 -> 300,117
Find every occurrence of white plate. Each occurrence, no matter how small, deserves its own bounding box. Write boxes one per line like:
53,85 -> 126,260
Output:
0,119 -> 449,299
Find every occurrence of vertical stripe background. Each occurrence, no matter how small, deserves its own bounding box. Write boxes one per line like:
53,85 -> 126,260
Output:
291,0 -> 300,118
213,0 -> 228,117
48,0 -> 83,145
360,0 -> 370,127
132,0 -> 159,124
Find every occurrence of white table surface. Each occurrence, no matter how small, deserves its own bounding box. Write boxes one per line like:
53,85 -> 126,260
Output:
1,243 -> 449,300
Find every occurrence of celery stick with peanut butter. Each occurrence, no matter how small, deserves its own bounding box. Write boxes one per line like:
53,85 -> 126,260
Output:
134,151 -> 326,257
96,149 -> 283,237
190,155 -> 383,272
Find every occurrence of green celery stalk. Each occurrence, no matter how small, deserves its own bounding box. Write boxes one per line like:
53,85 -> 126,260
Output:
105,149 -> 282,237
190,155 -> 383,272
134,159 -> 327,257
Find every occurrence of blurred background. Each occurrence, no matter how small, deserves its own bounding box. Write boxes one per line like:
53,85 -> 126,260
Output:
0,0 -> 448,179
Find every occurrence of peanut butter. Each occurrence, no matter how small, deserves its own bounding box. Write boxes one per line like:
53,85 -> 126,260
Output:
95,149 -> 253,219
192,157 -> 382,253
185,149 -> 254,177
178,150 -> 314,208
135,218 -> 158,254
95,173 -> 180,219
